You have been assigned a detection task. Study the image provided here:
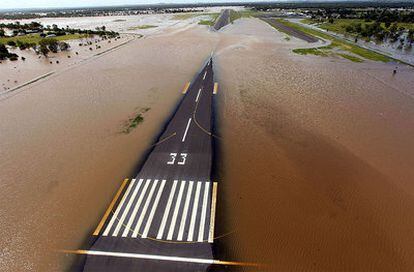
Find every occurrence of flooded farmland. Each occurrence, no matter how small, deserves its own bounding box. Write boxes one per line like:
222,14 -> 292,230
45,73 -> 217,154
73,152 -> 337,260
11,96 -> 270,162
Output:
1,14 -> 414,272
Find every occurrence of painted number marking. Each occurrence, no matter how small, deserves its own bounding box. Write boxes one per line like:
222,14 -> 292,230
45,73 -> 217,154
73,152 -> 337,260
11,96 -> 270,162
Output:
167,153 -> 177,165
178,153 -> 187,165
167,153 -> 188,165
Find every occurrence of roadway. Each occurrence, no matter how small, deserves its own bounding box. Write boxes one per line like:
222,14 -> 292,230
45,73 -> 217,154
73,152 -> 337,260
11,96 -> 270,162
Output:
213,9 -> 231,31
82,57 -> 219,272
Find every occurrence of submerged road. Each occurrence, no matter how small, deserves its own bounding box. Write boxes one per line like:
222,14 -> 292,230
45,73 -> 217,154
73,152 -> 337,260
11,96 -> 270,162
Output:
83,58 -> 219,271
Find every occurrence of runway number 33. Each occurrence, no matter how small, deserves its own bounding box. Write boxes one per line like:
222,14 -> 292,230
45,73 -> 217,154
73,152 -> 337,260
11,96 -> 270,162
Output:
167,153 -> 187,165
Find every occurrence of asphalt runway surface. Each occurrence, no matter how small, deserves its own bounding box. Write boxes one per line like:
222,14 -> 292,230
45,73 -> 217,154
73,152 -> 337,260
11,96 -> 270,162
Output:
82,58 -> 218,272
213,9 -> 231,31
263,18 -> 319,43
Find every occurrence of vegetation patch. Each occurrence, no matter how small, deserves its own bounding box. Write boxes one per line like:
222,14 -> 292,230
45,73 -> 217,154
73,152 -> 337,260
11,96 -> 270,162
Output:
127,25 -> 157,30
0,33 -> 88,46
337,53 -> 364,63
197,13 -> 219,26
173,13 -> 199,20
275,19 -> 392,63
122,108 -> 150,134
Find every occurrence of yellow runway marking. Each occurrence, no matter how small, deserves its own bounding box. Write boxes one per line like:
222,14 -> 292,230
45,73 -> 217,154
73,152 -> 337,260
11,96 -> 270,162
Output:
182,82 -> 190,94
213,82 -> 218,94
93,178 -> 129,236
208,182 -> 218,243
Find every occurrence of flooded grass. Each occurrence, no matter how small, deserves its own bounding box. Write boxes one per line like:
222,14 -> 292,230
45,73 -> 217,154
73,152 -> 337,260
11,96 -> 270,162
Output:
337,53 -> 364,62
122,107 -> 150,134
0,33 -> 89,45
127,25 -> 157,30
275,19 -> 392,63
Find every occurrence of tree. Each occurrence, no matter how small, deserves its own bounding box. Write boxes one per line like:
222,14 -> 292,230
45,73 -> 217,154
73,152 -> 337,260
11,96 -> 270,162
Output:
58,41 -> 70,51
39,44 -> 49,56
0,29 -> 4,37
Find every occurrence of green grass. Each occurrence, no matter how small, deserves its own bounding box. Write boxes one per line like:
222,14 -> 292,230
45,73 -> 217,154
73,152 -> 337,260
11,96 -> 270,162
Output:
127,25 -> 157,30
303,18 -> 414,34
274,19 -> 392,63
197,13 -> 219,26
173,13 -> 200,20
230,10 -> 242,23
337,53 -> 364,63
198,20 -> 214,26
0,33 -> 89,45
122,108 -> 150,134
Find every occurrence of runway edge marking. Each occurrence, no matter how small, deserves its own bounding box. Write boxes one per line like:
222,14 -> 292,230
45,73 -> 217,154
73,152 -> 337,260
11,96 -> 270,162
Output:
182,82 -> 191,94
93,178 -> 129,236
208,182 -> 218,243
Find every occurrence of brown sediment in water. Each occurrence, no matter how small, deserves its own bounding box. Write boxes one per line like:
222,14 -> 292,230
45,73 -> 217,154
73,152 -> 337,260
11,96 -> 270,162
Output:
214,18 -> 414,271
1,15 -> 414,272
0,24 -> 218,271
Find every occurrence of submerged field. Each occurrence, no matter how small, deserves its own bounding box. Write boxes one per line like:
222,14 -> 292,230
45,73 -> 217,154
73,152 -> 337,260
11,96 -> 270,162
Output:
1,12 -> 414,272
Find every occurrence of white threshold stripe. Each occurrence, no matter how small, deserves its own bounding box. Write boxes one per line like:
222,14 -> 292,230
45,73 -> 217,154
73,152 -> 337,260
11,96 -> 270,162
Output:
182,118 -> 192,142
203,71 -> 207,80
187,181 -> 201,241
131,179 -> 159,238
121,179 -> 149,237
167,180 -> 186,240
103,179 -> 136,236
198,182 -> 210,242
177,181 -> 193,241
142,180 -> 166,238
113,179 -> 144,237
75,250 -> 214,264
195,88 -> 202,102
208,182 -> 218,243
157,180 -> 178,239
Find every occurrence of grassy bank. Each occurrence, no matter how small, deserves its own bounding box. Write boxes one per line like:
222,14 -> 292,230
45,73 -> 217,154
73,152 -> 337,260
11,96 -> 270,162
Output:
197,13 -> 219,26
303,18 -> 414,35
275,19 -> 392,63
0,33 -> 89,45
127,25 -> 157,30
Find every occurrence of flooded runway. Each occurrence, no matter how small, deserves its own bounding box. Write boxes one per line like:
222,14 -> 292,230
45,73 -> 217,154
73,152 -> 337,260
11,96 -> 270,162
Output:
1,15 -> 414,271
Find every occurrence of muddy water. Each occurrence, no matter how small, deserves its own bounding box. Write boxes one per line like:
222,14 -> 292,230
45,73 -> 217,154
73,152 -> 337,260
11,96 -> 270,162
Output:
1,15 -> 414,272
0,25 -> 217,271
214,18 -> 414,271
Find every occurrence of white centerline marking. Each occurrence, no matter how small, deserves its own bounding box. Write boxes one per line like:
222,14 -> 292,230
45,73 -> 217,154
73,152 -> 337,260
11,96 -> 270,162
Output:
142,180 -> 166,238
167,180 -> 186,240
203,71 -> 207,80
187,181 -> 201,241
177,181 -> 193,241
113,179 -> 144,237
102,179 -> 136,236
198,182 -> 210,242
195,88 -> 202,102
182,118 -> 192,142
157,180 -> 178,239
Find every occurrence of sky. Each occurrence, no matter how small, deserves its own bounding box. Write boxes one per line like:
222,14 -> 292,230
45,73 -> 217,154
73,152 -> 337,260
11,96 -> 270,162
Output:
1,0 -> 279,10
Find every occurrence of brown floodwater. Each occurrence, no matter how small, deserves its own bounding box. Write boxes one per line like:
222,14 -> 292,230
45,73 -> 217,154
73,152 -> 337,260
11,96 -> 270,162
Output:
0,24 -> 218,271
1,16 -> 414,272
214,18 -> 414,271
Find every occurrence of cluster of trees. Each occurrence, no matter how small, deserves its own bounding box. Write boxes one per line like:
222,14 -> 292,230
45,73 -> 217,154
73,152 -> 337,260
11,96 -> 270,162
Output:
342,21 -> 413,47
307,8 -> 414,24
0,22 -> 119,39
38,38 -> 70,55
0,44 -> 19,61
